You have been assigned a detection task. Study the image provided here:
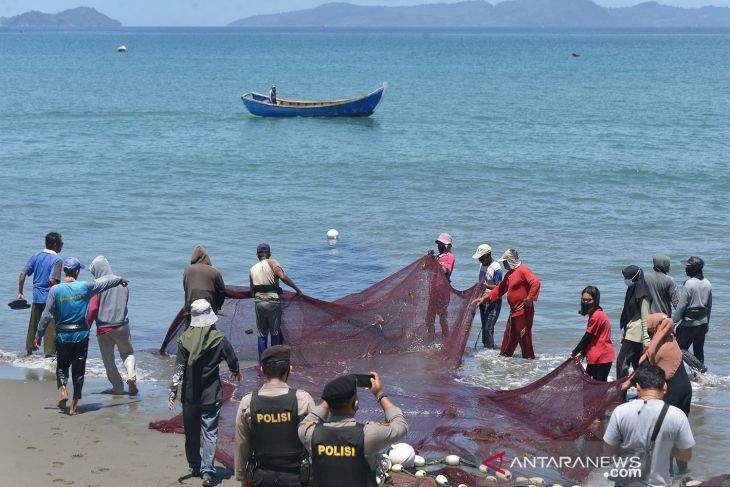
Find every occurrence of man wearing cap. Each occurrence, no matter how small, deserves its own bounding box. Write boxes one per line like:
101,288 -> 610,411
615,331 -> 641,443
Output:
644,255 -> 679,316
184,245 -> 226,323
298,372 -> 408,487
250,243 -> 302,362
472,244 -> 504,349
18,231 -> 63,356
425,233 -> 455,338
34,257 -> 129,415
672,256 -> 712,366
235,345 -> 314,487
473,249 -> 540,359
168,299 -> 241,487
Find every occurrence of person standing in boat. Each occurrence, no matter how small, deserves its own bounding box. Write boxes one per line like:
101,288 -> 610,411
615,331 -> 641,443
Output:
269,85 -> 277,105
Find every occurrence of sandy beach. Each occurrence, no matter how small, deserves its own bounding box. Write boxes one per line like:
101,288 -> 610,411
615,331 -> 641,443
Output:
0,373 -> 239,487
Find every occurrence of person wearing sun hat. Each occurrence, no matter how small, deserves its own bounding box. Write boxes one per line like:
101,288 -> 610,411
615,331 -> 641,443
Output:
472,244 -> 504,349
473,249 -> 541,359
425,233 -> 455,338
34,257 -> 129,415
168,298 -> 241,487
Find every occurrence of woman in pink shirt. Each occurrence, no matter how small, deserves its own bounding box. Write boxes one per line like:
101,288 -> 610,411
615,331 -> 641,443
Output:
426,233 -> 454,338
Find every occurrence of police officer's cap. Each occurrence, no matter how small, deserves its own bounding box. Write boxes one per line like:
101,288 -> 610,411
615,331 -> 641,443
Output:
322,375 -> 357,405
261,345 -> 291,365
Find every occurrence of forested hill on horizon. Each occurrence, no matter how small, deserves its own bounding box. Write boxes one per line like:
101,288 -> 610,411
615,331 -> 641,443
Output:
229,0 -> 730,28
0,7 -> 121,27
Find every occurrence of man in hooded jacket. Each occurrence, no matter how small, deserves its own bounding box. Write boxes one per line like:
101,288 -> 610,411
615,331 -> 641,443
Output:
644,255 -> 679,316
169,299 -> 240,487
88,255 -> 137,395
183,245 -> 226,324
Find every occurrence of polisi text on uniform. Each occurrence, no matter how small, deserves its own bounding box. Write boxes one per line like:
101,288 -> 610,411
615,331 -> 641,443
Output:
256,411 -> 292,423
316,444 -> 357,457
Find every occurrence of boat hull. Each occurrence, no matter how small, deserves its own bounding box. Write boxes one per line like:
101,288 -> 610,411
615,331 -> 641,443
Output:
241,85 -> 385,118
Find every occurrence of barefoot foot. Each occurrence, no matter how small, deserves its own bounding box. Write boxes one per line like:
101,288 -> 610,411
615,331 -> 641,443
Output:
69,399 -> 79,416
57,386 -> 68,409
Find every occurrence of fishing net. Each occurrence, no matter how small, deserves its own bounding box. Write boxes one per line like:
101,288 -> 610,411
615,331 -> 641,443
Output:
151,255 -> 624,484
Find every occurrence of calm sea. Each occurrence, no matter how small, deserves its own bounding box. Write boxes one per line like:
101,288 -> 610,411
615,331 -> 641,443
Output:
1,28 -> 729,479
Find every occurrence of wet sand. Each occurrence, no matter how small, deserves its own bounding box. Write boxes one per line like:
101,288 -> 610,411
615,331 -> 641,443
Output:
0,376 -> 239,487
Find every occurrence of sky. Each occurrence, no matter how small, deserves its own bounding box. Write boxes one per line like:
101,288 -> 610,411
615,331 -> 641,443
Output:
1,0 -> 729,26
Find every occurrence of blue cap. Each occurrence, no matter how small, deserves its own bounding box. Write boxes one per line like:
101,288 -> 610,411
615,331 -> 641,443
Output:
63,257 -> 85,271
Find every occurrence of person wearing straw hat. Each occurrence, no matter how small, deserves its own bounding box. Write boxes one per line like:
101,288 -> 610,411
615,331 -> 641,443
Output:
473,249 -> 540,359
168,299 -> 241,487
34,257 -> 128,415
472,244 -> 504,349
425,233 -> 455,338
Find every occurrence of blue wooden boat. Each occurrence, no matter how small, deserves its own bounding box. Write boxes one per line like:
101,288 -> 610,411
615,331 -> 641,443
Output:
241,84 -> 386,117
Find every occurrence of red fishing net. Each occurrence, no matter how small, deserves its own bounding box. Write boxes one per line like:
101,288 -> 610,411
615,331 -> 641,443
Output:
151,256 -> 624,485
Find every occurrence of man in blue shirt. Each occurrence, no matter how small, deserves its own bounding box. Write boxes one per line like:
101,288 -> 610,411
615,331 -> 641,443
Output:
35,257 -> 128,416
18,232 -> 64,357
472,244 -> 504,349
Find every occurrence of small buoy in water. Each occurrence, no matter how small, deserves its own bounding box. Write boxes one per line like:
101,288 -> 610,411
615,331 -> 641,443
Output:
530,477 -> 545,486
388,443 -> 416,468
571,52 -> 580,57
435,474 -> 448,485
415,470 -> 426,477
390,464 -> 404,472
117,45 -> 127,52
326,228 -> 339,239
414,455 -> 425,467
444,454 -> 461,466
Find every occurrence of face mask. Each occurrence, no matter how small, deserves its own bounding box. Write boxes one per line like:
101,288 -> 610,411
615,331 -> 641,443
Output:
580,302 -> 593,315
624,279 -> 634,287
685,268 -> 696,277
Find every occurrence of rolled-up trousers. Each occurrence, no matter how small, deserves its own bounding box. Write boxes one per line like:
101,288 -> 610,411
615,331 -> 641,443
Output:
56,338 -> 89,399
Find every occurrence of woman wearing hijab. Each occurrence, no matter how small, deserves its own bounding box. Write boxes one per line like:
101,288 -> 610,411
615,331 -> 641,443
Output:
616,265 -> 651,379
570,286 -> 615,381
639,313 -> 693,475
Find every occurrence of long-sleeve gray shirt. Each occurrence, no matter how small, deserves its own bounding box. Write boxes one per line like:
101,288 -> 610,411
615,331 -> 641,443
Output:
298,404 -> 408,470
644,270 -> 679,316
36,276 -> 124,340
672,277 -> 712,327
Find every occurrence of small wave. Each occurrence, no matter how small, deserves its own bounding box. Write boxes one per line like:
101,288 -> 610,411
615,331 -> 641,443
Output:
0,349 -> 158,381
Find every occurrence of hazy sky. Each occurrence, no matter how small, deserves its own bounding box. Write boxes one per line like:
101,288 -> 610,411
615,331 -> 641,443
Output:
1,0 -> 728,26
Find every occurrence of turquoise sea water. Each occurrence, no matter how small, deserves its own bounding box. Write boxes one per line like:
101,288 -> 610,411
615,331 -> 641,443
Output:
1,29 -> 729,480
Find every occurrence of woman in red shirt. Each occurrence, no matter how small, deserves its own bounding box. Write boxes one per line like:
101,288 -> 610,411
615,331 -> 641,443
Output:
570,286 -> 615,381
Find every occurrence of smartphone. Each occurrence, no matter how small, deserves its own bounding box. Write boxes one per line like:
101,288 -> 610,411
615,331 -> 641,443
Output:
355,374 -> 374,388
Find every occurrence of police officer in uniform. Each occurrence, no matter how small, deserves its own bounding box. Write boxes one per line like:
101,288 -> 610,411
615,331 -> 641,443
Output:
235,345 -> 314,487
298,372 -> 408,487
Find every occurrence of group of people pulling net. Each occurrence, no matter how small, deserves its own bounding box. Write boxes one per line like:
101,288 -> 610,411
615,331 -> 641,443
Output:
153,255 -> 628,485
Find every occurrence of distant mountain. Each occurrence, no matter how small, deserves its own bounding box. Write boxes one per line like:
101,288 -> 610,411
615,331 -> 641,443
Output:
228,0 -> 730,29
0,7 -> 121,27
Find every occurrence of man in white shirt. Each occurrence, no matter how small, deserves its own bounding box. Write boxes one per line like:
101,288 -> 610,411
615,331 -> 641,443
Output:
603,364 -> 694,486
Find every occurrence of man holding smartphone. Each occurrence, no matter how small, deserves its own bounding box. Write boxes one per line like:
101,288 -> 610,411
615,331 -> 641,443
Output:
298,372 -> 408,487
